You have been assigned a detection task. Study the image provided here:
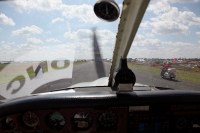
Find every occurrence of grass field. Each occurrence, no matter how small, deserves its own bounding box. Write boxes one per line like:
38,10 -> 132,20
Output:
128,63 -> 200,84
128,63 -> 160,75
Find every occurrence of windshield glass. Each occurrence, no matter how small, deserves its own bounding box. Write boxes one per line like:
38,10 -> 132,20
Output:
0,0 -> 122,99
127,0 -> 200,91
0,0 -> 200,99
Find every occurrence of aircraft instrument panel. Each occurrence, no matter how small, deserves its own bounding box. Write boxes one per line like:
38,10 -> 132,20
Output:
1,90 -> 200,133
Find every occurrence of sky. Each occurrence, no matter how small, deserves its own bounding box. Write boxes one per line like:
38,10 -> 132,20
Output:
0,0 -> 200,61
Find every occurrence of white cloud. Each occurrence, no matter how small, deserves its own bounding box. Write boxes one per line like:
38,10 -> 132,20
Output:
197,32 -> 200,44
14,44 -> 75,61
0,13 -> 15,26
0,40 -> 75,61
12,0 -> 62,12
196,32 -> 200,36
51,17 -> 64,24
0,41 -> 18,61
129,42 -> 200,58
12,1 -> 99,24
129,34 -> 200,58
134,34 -> 194,47
96,29 -> 115,40
0,28 -> 114,61
134,35 -> 161,47
64,29 -> 116,59
64,29 -> 92,40
144,1 -> 200,35
168,0 -> 200,3
150,19 -> 189,34
148,1 -> 171,15
12,25 -> 43,36
46,38 -> 62,44
64,29 -> 115,41
61,4 -> 99,23
26,37 -> 43,45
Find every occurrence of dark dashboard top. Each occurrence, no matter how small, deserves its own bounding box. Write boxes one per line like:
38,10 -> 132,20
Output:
1,87 -> 200,116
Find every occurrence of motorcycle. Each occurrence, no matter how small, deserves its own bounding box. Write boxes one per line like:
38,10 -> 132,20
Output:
160,67 -> 176,80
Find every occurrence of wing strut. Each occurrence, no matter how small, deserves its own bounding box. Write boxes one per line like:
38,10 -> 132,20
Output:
108,0 -> 150,88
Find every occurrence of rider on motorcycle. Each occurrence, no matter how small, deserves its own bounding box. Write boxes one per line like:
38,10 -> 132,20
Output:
161,61 -> 171,77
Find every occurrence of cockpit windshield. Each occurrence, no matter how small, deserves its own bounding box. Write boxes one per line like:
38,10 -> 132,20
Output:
0,0 -> 122,99
0,0 -> 200,99
127,0 -> 200,91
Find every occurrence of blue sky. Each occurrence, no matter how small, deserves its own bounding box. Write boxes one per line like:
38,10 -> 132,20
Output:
0,0 -> 200,61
